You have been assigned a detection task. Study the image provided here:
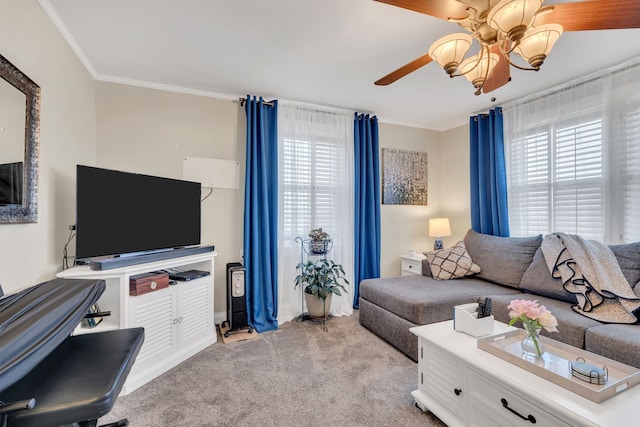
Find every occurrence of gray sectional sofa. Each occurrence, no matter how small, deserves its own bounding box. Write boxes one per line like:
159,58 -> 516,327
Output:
359,230 -> 640,368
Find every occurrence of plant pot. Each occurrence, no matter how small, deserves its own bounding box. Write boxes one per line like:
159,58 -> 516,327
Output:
310,240 -> 328,254
305,293 -> 332,319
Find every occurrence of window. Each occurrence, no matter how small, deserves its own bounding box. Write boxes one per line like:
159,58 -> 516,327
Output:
277,103 -> 354,322
621,107 -> 640,242
504,59 -> 640,243
282,137 -> 346,241
507,117 -> 605,240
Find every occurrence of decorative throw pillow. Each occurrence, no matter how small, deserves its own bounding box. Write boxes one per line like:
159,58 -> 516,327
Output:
520,247 -> 577,304
425,241 -> 481,280
609,242 -> 640,287
463,229 -> 542,288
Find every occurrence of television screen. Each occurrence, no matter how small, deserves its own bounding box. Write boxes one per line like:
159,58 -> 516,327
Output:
0,161 -> 23,206
76,165 -> 201,260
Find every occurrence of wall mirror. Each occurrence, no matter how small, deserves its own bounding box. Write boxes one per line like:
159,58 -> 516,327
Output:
0,54 -> 40,223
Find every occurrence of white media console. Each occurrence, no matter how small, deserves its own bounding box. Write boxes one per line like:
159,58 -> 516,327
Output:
58,250 -> 217,395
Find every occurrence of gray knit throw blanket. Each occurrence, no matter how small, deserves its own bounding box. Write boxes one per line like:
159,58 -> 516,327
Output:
541,232 -> 640,324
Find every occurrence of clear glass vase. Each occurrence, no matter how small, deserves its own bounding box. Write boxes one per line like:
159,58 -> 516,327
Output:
521,324 -> 545,357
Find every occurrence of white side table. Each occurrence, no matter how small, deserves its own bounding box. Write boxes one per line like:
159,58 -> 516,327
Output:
400,253 -> 425,276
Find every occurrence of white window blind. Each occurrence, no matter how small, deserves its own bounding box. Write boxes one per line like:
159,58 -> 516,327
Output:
622,107 -> 640,242
504,58 -> 640,243
552,118 -> 603,240
507,131 -> 550,237
281,137 -> 345,238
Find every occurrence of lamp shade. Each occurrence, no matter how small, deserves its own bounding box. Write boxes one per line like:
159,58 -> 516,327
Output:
513,24 -> 563,69
487,0 -> 542,39
459,52 -> 499,86
428,218 -> 452,237
428,33 -> 473,75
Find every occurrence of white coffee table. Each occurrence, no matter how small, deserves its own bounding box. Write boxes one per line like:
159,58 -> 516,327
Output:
410,320 -> 640,427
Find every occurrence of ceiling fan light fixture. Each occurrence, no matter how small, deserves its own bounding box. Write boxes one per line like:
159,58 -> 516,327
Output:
374,0 -> 640,94
459,52 -> 500,94
487,0 -> 543,42
428,33 -> 473,76
514,23 -> 563,69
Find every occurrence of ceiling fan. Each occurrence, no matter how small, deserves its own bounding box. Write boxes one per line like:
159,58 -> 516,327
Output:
374,0 -> 640,95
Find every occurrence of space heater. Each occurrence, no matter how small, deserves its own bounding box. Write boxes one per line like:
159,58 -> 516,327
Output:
224,262 -> 250,337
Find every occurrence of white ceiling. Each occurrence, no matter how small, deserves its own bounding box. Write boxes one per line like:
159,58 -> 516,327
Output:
41,0 -> 640,131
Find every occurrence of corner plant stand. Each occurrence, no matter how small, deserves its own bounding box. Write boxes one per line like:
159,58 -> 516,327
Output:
295,236 -> 333,331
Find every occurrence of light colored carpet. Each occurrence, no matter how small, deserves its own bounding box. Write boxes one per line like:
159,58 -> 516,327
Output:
100,312 -> 446,427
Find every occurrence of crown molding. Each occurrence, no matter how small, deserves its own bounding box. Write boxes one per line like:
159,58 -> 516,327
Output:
37,0 -> 98,78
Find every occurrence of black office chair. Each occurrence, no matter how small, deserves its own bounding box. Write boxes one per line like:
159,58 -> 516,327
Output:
0,280 -> 144,427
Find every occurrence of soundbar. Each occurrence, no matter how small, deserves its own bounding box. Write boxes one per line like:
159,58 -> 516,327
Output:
89,246 -> 215,271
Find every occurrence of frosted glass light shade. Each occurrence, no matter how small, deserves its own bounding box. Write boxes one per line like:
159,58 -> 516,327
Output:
459,52 -> 500,85
428,218 -> 452,237
429,33 -> 473,75
487,0 -> 542,36
513,24 -> 563,69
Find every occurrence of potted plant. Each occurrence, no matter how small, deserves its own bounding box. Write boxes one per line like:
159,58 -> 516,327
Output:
308,228 -> 331,254
294,259 -> 349,319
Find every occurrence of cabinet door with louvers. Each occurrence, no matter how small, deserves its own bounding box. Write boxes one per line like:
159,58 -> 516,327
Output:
177,278 -> 214,348
129,287 -> 178,372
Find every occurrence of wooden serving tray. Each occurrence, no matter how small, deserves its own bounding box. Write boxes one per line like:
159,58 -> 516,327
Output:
478,329 -> 640,403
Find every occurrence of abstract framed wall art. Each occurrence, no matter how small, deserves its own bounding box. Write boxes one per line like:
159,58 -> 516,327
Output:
382,148 -> 428,205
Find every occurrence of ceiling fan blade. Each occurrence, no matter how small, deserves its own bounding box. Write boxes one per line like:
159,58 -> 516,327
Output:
374,0 -> 468,21
535,0 -> 640,31
483,46 -> 511,94
375,53 -> 433,86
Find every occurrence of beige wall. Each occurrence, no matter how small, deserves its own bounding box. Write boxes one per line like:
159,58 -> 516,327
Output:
95,82 -> 245,319
440,123 -> 471,245
378,122 -> 470,278
0,0 -> 95,293
378,123 -> 441,277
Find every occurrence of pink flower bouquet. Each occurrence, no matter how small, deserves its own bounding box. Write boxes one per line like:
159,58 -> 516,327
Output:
507,299 -> 558,357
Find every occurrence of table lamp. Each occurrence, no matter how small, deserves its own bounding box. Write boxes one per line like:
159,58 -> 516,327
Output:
429,218 -> 452,250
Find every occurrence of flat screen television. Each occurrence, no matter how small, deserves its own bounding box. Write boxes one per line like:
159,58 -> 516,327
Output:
76,165 -> 201,260
0,161 -> 23,206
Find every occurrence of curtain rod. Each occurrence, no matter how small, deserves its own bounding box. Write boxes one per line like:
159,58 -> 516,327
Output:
239,96 -> 374,117
471,106 -> 502,118
239,97 -> 275,107
503,57 -> 640,109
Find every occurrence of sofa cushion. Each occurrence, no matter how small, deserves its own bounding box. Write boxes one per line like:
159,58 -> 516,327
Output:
488,293 -> 602,349
359,275 -> 520,325
609,242 -> 640,292
585,324 -> 640,369
463,229 -> 542,288
425,241 -> 481,280
520,248 -> 577,304
421,260 -> 433,277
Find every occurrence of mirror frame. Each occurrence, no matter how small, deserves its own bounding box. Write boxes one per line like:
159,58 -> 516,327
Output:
0,54 -> 40,224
